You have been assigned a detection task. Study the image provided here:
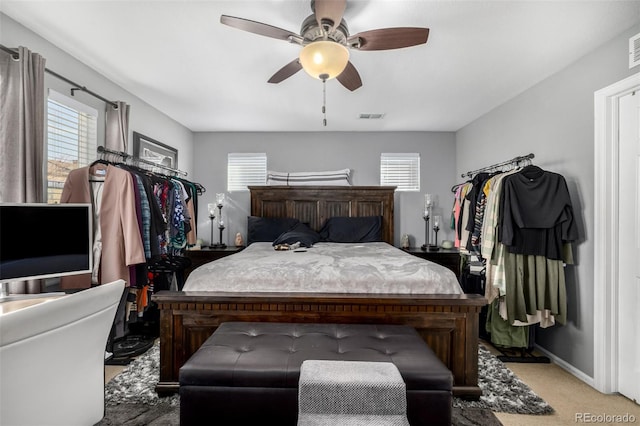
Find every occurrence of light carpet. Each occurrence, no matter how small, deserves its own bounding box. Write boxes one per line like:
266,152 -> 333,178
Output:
99,343 -> 552,425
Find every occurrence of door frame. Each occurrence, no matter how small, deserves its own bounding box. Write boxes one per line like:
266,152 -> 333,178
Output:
593,72 -> 640,393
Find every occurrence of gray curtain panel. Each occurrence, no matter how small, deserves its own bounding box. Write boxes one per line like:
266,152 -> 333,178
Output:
0,46 -> 46,294
105,101 -> 130,152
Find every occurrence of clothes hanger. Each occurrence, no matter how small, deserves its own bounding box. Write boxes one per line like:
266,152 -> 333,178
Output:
451,182 -> 468,193
90,157 -> 110,167
518,161 -> 544,179
174,177 -> 206,195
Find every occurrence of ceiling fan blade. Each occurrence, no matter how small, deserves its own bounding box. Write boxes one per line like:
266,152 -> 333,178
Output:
348,27 -> 429,51
268,59 -> 303,84
337,61 -> 362,92
314,0 -> 347,30
220,15 -> 302,43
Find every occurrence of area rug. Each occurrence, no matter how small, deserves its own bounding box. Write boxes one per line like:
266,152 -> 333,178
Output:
453,345 -> 554,415
99,343 -> 552,425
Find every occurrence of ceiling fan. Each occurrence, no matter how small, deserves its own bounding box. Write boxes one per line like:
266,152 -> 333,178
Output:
220,0 -> 430,91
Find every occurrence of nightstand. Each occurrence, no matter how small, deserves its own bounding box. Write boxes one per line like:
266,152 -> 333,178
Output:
403,247 -> 461,279
183,246 -> 244,280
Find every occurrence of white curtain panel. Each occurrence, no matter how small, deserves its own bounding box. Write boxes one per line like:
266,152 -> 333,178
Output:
0,46 -> 46,294
105,101 -> 130,152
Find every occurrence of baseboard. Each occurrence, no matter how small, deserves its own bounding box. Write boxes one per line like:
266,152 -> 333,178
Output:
534,344 -> 595,388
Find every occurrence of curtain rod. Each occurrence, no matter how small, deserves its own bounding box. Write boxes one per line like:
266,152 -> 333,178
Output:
0,44 -> 119,109
97,146 -> 188,177
461,153 -> 535,178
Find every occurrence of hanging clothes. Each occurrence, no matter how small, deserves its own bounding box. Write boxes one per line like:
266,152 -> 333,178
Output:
453,182 -> 471,251
450,161 -> 579,349
499,165 -> 578,260
124,167 -> 168,260
168,179 -> 190,255
465,172 -> 491,255
498,165 -> 577,327
175,178 -> 199,247
60,163 -> 146,289
60,161 -> 203,286
60,152 -> 204,345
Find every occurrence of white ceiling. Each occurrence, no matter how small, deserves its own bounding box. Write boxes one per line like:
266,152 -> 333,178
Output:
2,1 -> 639,132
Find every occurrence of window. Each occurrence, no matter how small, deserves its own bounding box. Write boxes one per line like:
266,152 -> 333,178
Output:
227,153 -> 267,191
380,153 -> 420,191
47,90 -> 98,203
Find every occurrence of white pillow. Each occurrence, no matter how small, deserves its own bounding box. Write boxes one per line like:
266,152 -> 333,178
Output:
266,169 -> 351,186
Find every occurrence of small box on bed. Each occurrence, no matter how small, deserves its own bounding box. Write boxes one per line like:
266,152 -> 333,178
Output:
179,322 -> 453,426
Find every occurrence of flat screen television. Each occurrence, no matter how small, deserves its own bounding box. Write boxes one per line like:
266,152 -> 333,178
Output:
0,203 -> 93,288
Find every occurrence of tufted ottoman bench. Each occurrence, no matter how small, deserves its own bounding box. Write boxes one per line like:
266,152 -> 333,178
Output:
179,322 -> 453,426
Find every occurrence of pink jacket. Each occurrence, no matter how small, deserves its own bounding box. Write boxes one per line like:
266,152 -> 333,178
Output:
60,164 -> 145,289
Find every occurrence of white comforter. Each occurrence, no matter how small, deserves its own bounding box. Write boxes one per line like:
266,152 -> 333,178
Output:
183,242 -> 462,295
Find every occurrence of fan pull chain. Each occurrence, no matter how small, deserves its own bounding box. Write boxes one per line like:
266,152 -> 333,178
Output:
322,80 -> 327,126
321,73 -> 328,126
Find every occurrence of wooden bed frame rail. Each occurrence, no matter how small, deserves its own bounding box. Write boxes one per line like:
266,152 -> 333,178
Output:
154,291 -> 485,399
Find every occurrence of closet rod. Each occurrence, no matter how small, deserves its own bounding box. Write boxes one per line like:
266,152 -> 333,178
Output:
461,153 -> 535,178
0,44 -> 119,109
97,146 -> 188,177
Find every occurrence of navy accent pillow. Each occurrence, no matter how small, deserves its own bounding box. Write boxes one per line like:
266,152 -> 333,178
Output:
272,222 -> 321,248
247,216 -> 300,244
319,216 -> 383,243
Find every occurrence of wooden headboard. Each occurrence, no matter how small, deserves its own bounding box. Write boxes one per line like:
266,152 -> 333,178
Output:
249,186 -> 396,244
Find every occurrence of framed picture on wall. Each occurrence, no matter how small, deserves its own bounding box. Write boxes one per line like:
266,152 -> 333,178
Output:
133,131 -> 178,169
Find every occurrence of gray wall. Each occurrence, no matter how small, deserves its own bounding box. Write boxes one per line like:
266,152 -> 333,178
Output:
456,23 -> 640,377
192,132 -> 456,247
0,13 -> 194,175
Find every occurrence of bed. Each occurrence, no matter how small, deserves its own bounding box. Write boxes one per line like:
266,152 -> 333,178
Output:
184,242 -> 463,294
153,186 -> 486,398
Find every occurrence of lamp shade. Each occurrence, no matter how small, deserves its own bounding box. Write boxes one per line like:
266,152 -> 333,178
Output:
299,41 -> 349,80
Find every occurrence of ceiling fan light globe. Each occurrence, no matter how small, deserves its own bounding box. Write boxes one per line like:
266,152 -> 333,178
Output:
299,41 -> 349,80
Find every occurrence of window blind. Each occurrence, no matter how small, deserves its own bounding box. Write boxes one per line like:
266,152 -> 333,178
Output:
227,153 -> 267,191
47,90 -> 98,204
380,153 -> 420,191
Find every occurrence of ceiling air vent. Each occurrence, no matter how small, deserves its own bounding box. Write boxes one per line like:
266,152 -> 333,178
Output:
359,113 -> 385,120
629,32 -> 640,69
